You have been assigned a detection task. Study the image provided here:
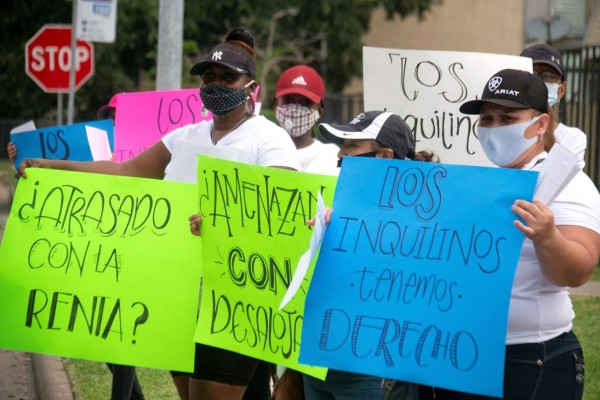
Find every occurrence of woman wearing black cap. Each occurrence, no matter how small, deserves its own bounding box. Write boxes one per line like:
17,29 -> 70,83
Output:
16,28 -> 299,400
420,69 -> 600,400
519,43 -> 587,170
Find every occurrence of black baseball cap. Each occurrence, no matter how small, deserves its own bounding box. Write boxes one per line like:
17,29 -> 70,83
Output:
520,43 -> 565,76
190,43 -> 256,79
459,69 -> 549,115
319,111 -> 416,160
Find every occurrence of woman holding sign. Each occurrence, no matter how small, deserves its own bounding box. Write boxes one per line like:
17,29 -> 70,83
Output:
16,28 -> 299,400
420,69 -> 600,399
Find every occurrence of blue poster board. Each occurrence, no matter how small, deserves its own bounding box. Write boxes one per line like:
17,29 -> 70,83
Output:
300,157 -> 538,398
10,119 -> 114,169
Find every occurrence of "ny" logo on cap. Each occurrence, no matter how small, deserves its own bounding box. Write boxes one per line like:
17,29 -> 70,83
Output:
212,50 -> 223,61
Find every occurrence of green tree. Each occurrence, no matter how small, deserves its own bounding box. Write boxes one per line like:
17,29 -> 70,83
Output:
0,0 -> 158,123
183,0 -> 438,103
0,0 -> 437,124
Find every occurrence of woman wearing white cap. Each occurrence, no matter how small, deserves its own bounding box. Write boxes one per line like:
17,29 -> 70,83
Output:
420,69 -> 600,400
16,28 -> 299,400
303,110 -> 436,400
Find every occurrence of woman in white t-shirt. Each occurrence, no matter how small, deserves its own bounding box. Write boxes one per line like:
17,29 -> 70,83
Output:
420,69 -> 600,400
17,28 -> 299,400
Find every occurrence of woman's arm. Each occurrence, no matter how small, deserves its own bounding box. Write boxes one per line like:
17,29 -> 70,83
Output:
16,141 -> 172,180
7,142 -> 16,165
513,199 -> 600,287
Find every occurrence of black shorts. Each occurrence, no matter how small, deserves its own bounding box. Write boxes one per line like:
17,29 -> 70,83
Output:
171,343 -> 261,386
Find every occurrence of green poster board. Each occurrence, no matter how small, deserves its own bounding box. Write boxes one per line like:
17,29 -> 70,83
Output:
194,155 -> 337,378
0,169 -> 202,372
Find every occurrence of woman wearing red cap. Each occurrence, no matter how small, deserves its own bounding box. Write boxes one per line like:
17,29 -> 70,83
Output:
273,65 -> 339,176
16,28 -> 299,400
420,69 -> 600,400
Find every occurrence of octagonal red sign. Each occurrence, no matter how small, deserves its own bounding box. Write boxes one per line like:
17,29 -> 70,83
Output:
25,24 -> 95,93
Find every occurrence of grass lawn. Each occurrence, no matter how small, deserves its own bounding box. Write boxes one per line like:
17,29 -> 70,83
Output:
63,360 -> 179,399
572,296 -> 600,400
591,265 -> 600,281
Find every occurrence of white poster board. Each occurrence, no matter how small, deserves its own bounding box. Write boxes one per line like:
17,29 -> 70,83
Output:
363,47 -> 533,166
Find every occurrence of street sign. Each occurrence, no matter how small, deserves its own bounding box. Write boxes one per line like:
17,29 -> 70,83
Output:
76,0 -> 118,43
25,24 -> 95,93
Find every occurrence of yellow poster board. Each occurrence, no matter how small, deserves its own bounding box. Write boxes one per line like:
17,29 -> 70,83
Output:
194,155 -> 337,377
0,169 -> 202,372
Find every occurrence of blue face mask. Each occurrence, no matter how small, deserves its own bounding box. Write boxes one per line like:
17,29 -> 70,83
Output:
545,82 -> 560,107
477,116 -> 541,167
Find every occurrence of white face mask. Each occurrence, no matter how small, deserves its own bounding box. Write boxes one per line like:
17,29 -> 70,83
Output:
276,104 -> 320,137
477,116 -> 541,167
545,82 -> 560,107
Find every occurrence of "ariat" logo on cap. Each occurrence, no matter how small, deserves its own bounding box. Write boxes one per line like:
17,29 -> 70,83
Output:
488,76 -> 520,96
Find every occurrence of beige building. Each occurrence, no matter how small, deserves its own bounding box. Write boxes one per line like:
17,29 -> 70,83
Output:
347,0 -> 600,93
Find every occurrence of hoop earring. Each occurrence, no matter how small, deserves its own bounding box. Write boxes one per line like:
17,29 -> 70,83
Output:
244,96 -> 253,115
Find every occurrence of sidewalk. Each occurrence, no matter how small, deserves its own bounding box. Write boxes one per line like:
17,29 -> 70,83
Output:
570,280 -> 600,296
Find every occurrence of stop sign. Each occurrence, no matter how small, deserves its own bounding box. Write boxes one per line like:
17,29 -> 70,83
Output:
25,24 -> 95,93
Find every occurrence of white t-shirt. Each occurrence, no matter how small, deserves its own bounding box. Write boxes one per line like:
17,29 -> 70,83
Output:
506,152 -> 600,344
554,123 -> 587,169
298,140 -> 340,176
162,115 -> 300,182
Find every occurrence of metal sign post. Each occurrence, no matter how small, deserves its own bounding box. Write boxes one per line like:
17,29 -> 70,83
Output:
67,0 -> 78,124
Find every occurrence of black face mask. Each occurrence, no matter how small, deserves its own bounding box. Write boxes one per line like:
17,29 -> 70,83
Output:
337,151 -> 379,168
200,81 -> 253,116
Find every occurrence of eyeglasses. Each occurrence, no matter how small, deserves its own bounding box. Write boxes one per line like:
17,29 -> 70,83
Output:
533,70 -> 562,83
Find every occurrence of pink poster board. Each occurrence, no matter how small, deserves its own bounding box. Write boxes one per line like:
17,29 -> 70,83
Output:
113,87 -> 259,162
113,88 -> 209,162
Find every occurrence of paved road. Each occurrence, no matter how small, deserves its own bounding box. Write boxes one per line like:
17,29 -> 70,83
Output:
0,182 -> 73,399
0,183 -> 40,399
0,349 -> 36,399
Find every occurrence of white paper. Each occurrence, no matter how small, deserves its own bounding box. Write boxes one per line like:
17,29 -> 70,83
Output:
164,138 -> 240,183
10,121 -> 36,134
279,192 -> 327,310
534,143 -> 580,204
86,126 -> 112,161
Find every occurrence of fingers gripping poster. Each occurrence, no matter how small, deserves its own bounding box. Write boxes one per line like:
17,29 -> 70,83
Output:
194,155 -> 337,378
299,157 -> 538,397
0,169 -> 202,372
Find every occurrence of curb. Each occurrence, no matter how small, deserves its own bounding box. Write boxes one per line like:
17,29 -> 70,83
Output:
32,354 -> 74,400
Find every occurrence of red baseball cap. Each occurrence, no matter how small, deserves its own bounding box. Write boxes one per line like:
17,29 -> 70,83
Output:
275,65 -> 325,104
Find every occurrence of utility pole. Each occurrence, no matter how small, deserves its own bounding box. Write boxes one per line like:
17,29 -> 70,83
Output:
67,0 -> 79,124
156,0 -> 184,90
